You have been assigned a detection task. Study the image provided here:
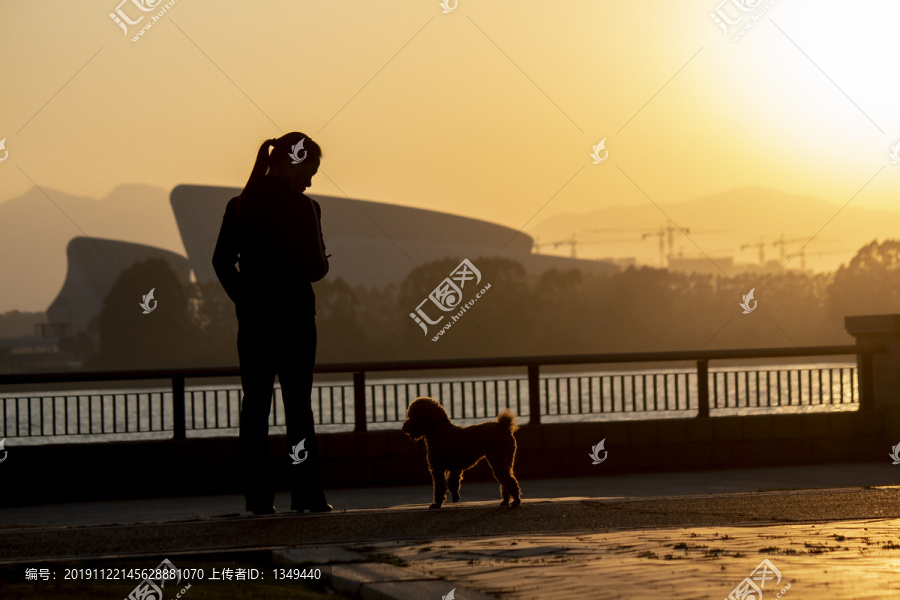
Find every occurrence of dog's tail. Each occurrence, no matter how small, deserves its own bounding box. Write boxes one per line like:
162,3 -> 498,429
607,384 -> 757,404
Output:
497,408 -> 519,433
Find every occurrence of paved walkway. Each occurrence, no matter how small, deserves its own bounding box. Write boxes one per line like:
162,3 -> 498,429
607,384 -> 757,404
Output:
2,462 -> 897,528
340,517 -> 900,599
2,463 -> 900,599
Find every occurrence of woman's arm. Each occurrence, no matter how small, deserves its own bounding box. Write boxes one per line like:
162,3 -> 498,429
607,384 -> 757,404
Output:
309,199 -> 329,282
212,197 -> 241,304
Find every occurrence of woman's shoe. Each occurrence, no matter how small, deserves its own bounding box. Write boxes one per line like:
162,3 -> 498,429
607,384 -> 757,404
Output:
293,503 -> 332,514
250,505 -> 276,515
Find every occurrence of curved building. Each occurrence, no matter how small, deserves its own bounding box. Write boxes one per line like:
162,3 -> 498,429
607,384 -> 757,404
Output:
46,186 -> 620,336
171,185 -> 617,288
172,185 -> 534,288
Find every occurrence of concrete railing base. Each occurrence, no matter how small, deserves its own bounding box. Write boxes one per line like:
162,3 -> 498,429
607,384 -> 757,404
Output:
0,410 -> 888,507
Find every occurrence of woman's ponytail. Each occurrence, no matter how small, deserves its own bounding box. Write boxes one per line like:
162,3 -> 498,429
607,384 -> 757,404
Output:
242,138 -> 278,195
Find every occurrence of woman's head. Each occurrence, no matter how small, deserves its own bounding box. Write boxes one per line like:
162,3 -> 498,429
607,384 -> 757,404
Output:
243,132 -> 322,194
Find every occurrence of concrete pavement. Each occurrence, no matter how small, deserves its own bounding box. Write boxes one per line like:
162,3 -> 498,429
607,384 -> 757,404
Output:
1,462 -> 897,529
2,463 -> 900,599
342,516 -> 900,599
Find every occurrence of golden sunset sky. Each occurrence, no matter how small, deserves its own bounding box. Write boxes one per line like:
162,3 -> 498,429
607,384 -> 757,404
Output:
1,0 -> 898,232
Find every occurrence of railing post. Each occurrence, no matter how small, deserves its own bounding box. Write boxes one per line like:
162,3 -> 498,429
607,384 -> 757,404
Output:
528,364 -> 541,425
845,315 -> 898,411
858,352 -> 874,411
353,372 -> 367,432
696,360 -> 709,418
172,376 -> 186,439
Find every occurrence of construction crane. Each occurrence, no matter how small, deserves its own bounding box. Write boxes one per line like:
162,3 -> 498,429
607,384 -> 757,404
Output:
532,228 -> 646,259
532,235 -> 581,257
641,225 -> 732,267
642,225 -> 690,267
531,235 -> 635,259
741,237 -> 767,265
789,248 -> 854,270
771,234 -> 840,262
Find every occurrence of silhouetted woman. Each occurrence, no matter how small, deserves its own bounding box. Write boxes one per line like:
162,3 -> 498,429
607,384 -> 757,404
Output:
212,132 -> 331,514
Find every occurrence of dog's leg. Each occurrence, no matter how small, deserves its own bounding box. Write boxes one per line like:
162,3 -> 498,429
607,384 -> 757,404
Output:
430,463 -> 448,509
500,483 -> 511,506
447,470 -> 463,503
487,456 -> 522,508
506,470 -> 522,508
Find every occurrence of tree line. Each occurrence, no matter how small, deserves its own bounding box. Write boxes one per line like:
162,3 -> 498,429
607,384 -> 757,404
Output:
60,239 -> 900,371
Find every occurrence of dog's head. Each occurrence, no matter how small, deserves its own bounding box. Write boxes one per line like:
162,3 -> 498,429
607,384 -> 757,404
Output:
401,397 -> 451,440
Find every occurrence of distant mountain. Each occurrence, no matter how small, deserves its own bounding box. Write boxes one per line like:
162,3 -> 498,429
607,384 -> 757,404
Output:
528,186 -> 900,270
0,185 -> 184,313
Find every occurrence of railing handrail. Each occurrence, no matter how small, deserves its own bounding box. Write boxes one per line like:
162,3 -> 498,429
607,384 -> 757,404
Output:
0,344 -> 882,438
0,344 -> 884,386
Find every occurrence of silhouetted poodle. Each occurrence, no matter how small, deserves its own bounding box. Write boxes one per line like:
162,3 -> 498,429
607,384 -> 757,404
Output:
401,396 -> 522,509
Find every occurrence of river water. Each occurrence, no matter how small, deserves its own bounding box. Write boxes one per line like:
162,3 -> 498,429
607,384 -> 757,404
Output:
0,361 -> 858,445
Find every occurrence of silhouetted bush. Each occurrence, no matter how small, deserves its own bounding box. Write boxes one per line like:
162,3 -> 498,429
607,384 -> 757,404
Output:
83,258 -> 204,370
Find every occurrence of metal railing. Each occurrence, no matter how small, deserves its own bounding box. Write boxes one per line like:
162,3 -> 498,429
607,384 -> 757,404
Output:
0,344 -> 881,440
